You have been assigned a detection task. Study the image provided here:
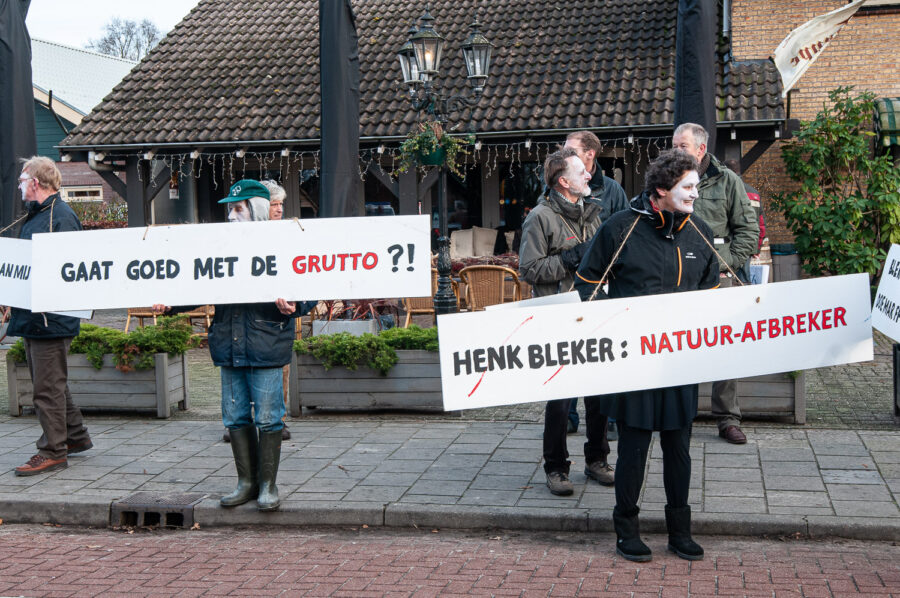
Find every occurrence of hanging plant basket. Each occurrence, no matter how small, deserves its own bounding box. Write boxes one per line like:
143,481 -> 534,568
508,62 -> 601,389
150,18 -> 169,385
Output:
416,146 -> 446,166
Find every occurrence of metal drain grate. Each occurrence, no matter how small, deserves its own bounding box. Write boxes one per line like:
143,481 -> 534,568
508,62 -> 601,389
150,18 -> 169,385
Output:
111,491 -> 207,529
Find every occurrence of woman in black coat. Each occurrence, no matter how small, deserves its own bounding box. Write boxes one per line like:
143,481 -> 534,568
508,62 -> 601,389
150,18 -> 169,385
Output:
574,150 -> 719,562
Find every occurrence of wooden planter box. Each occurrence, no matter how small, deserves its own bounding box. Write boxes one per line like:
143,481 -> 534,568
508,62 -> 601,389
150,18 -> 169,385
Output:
698,371 -> 806,424
8,353 -> 189,418
289,350 -> 444,415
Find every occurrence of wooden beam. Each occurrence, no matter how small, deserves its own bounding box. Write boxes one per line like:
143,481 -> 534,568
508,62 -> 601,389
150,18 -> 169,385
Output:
146,164 -> 172,200
125,157 -> 148,227
364,161 -> 399,199
95,171 -> 127,200
418,169 -> 439,201
740,140 -> 775,173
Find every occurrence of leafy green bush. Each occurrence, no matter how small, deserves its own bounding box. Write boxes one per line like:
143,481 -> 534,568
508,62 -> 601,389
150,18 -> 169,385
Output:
773,87 -> 900,281
293,325 -> 439,375
8,316 -> 196,371
379,325 -> 439,351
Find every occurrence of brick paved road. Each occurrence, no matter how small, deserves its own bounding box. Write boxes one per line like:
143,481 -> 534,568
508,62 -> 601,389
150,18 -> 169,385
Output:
0,525 -> 897,597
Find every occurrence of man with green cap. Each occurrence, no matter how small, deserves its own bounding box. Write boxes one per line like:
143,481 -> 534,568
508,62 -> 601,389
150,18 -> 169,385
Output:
155,180 -> 315,511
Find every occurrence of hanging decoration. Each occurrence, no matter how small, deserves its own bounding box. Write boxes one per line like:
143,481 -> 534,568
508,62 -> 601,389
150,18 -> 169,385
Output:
114,134 -> 671,191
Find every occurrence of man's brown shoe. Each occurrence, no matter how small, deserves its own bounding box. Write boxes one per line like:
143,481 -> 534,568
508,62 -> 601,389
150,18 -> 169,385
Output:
719,425 -> 747,444
66,439 -> 93,454
15,454 -> 67,476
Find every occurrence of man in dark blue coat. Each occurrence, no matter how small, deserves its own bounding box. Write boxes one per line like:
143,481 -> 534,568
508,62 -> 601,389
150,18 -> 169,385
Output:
9,157 -> 92,476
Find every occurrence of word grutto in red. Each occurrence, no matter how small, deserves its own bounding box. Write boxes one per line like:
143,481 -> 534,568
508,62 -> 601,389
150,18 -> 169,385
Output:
640,307 -> 847,355
292,253 -> 378,274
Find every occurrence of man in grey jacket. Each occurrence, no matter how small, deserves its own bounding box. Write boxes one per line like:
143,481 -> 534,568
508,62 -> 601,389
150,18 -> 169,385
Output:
673,123 -> 760,444
519,147 -> 615,495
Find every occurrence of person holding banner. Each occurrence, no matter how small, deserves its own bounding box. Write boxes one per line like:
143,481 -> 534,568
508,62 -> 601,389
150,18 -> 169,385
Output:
575,149 -> 717,562
8,157 -> 93,476
154,179 -> 315,512
519,147 -> 615,496
673,123 -> 758,445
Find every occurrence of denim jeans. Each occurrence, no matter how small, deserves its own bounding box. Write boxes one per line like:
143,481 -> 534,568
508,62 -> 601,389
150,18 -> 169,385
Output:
220,366 -> 285,432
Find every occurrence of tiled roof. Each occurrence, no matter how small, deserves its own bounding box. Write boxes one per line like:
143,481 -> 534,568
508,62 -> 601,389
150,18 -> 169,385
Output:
31,38 -> 137,115
62,0 -> 784,149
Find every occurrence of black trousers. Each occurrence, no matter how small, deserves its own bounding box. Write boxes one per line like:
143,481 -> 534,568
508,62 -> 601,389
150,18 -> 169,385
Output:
615,423 -> 691,516
543,396 -> 609,474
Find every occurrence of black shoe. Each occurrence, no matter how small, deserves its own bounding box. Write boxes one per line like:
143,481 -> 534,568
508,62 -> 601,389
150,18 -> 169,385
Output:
613,506 -> 652,562
665,505 -> 704,561
607,420 -> 618,442
546,471 -> 574,496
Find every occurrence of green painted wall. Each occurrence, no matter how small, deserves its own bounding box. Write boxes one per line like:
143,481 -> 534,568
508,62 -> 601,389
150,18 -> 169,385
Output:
35,101 -> 76,160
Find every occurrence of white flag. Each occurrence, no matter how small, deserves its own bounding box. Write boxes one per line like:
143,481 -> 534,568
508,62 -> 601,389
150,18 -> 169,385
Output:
772,0 -> 865,97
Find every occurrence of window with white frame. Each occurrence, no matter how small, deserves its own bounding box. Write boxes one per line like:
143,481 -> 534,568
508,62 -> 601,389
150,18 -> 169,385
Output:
61,186 -> 103,203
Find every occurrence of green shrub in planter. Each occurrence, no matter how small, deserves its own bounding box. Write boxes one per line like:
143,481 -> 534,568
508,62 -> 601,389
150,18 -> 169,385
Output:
7,316 -> 196,371
293,325 -> 438,375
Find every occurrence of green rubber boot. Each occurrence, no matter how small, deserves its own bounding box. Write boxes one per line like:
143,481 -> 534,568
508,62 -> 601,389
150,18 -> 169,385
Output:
257,429 -> 282,511
220,426 -> 258,507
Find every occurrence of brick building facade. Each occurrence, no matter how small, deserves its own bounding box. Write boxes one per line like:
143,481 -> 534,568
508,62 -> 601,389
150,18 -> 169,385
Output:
731,1 -> 900,243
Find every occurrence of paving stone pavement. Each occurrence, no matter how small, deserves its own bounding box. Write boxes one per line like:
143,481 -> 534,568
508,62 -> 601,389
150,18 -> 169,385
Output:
0,524 -> 897,597
0,418 -> 898,539
1,310 -> 899,539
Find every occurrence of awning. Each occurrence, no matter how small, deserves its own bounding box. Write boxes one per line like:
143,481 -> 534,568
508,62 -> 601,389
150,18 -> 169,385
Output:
875,97 -> 900,147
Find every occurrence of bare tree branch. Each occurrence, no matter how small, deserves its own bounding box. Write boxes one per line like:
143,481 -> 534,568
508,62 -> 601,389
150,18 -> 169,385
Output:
87,16 -> 161,61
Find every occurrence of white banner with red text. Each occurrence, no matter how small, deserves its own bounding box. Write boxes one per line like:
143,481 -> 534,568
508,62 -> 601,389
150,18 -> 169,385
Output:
28,215 -> 431,311
438,274 -> 873,411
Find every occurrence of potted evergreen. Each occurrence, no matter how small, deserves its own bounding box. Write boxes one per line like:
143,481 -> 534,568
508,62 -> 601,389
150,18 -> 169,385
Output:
289,326 -> 445,414
7,317 -> 196,418
395,121 -> 473,176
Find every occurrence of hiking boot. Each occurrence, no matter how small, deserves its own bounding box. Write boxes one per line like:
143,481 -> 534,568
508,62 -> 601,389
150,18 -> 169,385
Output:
546,471 -> 574,496
15,454 -> 67,476
66,439 -> 93,454
584,461 -> 615,486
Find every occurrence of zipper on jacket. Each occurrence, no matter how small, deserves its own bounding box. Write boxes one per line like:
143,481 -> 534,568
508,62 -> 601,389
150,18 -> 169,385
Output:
676,247 -> 683,287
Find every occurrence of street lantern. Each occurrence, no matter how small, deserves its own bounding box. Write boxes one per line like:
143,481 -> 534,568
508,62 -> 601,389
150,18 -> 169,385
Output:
409,9 -> 444,78
461,17 -> 493,95
396,8 -> 493,315
397,28 -> 421,87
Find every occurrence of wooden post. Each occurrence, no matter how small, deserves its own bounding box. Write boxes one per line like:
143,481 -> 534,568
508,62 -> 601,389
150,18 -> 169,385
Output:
155,353 -> 170,418
7,359 -> 21,416
794,371 -> 807,425
180,353 -> 190,411
289,352 -> 302,416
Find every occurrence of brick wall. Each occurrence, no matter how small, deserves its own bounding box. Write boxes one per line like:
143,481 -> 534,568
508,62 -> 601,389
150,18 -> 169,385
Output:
57,162 -> 124,204
731,1 -> 900,243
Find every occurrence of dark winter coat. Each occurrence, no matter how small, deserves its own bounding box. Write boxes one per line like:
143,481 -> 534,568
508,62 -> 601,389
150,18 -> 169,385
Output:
7,194 -> 82,339
587,163 -> 629,222
204,301 -> 316,368
573,192 -> 719,430
518,190 -> 604,298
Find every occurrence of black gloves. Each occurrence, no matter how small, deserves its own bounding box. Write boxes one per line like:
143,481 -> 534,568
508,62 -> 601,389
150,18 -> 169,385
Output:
561,241 -> 590,271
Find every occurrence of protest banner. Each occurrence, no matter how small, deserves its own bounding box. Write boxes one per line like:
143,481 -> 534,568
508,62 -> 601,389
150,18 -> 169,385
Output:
872,244 -> 900,343
438,274 -> 873,411
0,238 -> 91,318
29,215 -> 431,311
0,238 -> 33,310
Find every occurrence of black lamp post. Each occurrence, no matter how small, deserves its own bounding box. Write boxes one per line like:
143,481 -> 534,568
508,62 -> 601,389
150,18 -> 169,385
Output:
397,9 -> 493,315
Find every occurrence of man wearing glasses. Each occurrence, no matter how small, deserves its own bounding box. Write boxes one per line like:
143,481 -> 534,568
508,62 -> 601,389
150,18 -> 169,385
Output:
9,157 -> 92,476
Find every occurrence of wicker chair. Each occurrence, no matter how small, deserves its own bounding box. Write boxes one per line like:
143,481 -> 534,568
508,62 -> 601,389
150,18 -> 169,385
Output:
403,268 -> 451,327
458,265 -> 522,311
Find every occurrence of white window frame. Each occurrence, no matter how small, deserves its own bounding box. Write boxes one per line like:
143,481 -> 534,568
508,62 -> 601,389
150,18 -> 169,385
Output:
61,186 -> 103,203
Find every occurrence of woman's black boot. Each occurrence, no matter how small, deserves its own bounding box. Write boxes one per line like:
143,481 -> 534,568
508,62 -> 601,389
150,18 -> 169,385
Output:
613,506 -> 652,562
665,505 -> 704,560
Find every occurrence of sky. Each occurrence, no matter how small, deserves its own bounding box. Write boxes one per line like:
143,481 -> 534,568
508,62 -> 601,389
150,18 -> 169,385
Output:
26,0 -> 202,49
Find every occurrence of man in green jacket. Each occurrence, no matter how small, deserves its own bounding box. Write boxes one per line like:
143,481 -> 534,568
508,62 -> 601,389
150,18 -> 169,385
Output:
672,123 -> 759,444
519,147 -> 614,495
